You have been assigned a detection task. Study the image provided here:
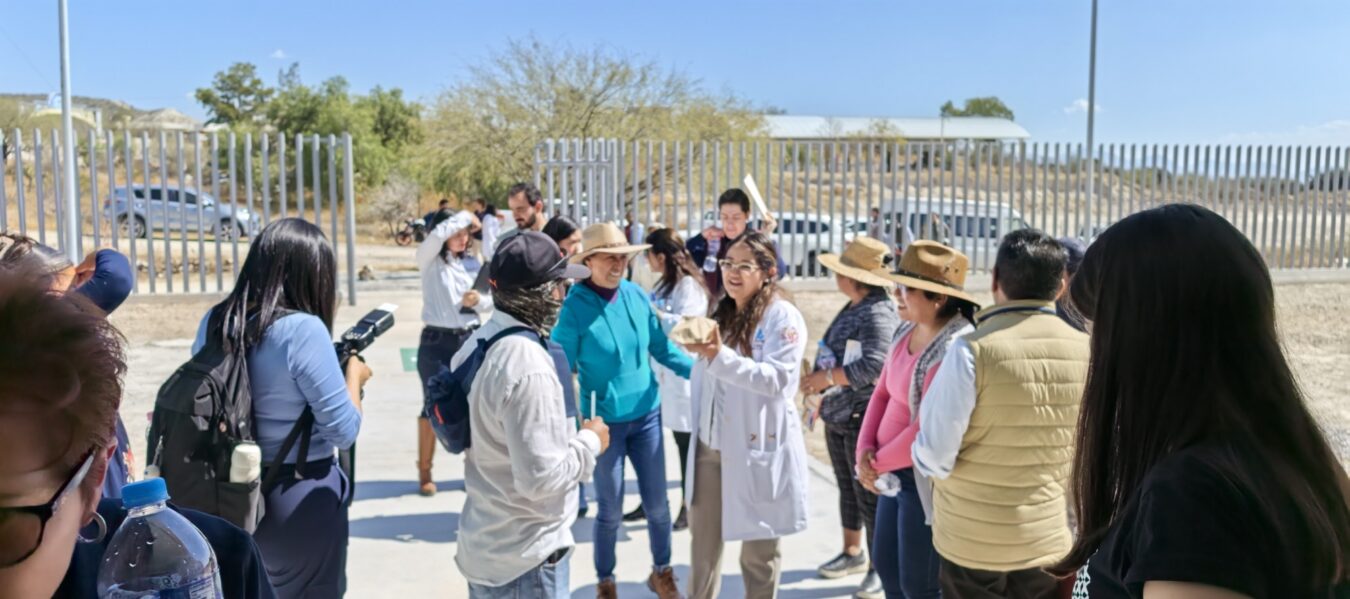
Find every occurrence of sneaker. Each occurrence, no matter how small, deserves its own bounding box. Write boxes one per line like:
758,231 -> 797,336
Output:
672,505 -> 689,532
597,579 -> 617,599
854,570 -> 883,599
818,550 -> 869,579
647,567 -> 683,599
623,504 -> 646,522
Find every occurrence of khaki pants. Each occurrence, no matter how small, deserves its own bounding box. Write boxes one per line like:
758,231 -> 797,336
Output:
688,440 -> 782,599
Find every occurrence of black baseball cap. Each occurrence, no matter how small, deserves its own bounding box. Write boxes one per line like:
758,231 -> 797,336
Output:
489,230 -> 590,291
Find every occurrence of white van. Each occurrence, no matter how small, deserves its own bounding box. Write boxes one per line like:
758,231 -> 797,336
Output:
875,198 -> 1030,270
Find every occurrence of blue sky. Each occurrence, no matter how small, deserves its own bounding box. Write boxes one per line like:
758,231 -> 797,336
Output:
2,0 -> 1347,145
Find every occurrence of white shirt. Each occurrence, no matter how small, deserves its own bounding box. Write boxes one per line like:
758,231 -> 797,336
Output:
418,211 -> 493,329
651,276 -> 708,433
480,213 -> 503,260
911,338 -> 977,480
451,311 -> 601,586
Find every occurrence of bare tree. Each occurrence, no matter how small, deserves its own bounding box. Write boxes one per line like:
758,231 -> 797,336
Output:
364,173 -> 421,236
421,36 -> 765,201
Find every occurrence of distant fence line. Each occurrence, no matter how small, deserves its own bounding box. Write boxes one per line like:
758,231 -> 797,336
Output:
1,128 -> 359,303
535,139 -> 1350,275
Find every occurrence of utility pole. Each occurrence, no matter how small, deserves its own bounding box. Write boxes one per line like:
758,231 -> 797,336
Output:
58,0 -> 80,260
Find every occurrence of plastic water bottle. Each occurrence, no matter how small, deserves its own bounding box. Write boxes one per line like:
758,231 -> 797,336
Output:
97,478 -> 224,598
703,236 -> 721,272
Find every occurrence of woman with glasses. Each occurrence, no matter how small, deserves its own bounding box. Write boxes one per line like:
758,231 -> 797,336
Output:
0,272 -> 274,598
679,231 -> 810,599
0,234 -> 137,503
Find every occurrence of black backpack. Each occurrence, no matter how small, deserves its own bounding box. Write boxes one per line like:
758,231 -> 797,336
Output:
425,326 -> 535,454
145,307 -> 313,533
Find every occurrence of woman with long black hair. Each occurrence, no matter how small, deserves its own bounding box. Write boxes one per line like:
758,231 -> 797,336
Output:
1051,204 -> 1350,598
192,218 -> 371,598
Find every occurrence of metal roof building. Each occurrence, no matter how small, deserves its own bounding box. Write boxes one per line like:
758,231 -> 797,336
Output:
765,115 -> 1030,141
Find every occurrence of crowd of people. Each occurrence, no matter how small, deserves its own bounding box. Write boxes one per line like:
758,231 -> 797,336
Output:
0,182 -> 1347,599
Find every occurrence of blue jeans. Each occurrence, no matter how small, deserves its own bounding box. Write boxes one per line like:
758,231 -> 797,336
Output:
872,469 -> 941,599
468,547 -> 571,599
594,407 -> 673,580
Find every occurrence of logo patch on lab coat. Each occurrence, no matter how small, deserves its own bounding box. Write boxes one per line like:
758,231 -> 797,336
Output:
781,326 -> 800,345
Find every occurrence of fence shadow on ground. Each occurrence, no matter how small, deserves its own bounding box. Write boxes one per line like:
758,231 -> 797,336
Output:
352,479 -> 466,502
349,512 -> 459,544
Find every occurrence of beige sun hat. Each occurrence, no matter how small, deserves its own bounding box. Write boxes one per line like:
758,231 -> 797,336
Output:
571,222 -> 651,264
816,236 -> 895,288
875,240 -> 977,303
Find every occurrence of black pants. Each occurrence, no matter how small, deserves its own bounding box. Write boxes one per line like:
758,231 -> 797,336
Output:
672,430 -> 691,502
417,325 -> 475,416
939,557 -> 1060,599
825,418 -> 877,554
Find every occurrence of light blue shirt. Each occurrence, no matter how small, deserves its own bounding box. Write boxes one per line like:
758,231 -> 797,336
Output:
911,338 -> 977,480
193,311 -> 362,464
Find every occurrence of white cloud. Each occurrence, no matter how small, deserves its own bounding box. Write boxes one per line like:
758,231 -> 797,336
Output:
1218,119 -> 1350,146
270,49 -> 287,60
1063,98 -> 1104,115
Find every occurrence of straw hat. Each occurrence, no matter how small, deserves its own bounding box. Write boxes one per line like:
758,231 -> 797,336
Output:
670,316 -> 718,345
571,222 -> 651,264
876,240 -> 977,303
816,236 -> 894,288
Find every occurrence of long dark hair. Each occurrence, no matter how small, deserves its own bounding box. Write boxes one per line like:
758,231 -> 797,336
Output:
711,231 -> 789,354
215,218 -> 337,350
1052,204 -> 1350,582
645,227 -> 710,307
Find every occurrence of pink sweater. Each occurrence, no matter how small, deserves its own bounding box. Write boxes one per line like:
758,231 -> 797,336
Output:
856,330 -> 942,473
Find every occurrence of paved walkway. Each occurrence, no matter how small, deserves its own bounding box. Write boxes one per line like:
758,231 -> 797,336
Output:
331,292 -> 860,598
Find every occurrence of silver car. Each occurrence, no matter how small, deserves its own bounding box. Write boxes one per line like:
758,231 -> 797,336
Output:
104,185 -> 260,240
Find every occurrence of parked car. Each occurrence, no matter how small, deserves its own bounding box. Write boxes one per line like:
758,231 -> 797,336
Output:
104,185 -> 260,240
875,198 -> 1029,271
683,209 -> 858,277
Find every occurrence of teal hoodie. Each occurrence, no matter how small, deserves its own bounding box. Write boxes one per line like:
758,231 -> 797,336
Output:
552,280 -> 693,423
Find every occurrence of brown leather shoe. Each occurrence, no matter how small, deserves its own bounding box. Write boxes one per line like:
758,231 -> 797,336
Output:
597,579 -> 618,599
647,567 -> 683,599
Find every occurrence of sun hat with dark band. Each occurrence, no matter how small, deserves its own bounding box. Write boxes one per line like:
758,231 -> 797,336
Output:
571,222 -> 651,264
816,236 -> 894,288
875,240 -> 977,303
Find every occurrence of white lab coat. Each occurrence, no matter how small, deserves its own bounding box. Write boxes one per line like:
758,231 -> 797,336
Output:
686,299 -> 810,542
651,276 -> 709,433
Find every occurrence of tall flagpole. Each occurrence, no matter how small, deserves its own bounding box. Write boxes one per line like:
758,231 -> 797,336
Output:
58,0 -> 80,261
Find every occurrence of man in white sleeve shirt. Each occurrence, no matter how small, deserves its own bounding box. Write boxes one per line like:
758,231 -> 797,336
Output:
911,229 -> 1088,599
452,230 -> 610,598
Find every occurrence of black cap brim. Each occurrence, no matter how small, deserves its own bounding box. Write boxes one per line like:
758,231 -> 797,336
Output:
560,263 -> 590,280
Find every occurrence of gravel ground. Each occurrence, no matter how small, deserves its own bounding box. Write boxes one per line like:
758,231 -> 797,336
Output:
108,281 -> 1349,472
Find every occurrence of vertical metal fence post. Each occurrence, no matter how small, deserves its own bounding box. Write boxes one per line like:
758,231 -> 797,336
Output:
193,131 -> 206,292
343,133 -> 357,306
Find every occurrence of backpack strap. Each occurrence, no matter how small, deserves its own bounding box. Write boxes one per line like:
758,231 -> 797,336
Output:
486,325 -> 538,347
260,407 -> 315,494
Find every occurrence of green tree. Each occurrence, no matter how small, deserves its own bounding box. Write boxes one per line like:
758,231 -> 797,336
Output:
421,37 -> 764,200
359,87 -> 422,152
939,96 -> 1015,120
0,98 -> 36,161
195,62 -> 274,125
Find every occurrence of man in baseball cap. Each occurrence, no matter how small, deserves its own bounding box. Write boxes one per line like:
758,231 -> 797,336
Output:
454,230 -> 604,597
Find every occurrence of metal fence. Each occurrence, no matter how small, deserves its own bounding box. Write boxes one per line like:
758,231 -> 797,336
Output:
534,138 -> 1350,276
1,128 -> 359,303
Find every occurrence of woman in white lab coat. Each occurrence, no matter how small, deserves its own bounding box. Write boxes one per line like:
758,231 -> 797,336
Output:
641,227 -> 711,531
680,231 -> 809,599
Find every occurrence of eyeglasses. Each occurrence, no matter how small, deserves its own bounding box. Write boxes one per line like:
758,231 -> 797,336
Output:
0,450 -> 95,567
718,259 -> 760,275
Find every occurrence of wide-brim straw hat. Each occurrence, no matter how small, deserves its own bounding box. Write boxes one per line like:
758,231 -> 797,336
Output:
816,236 -> 895,288
571,222 -> 651,264
876,240 -> 977,303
